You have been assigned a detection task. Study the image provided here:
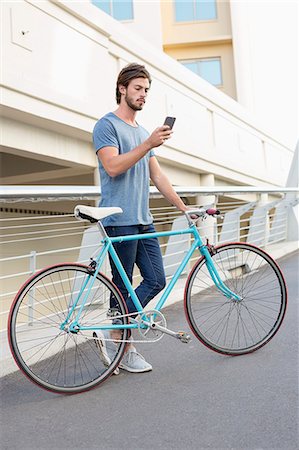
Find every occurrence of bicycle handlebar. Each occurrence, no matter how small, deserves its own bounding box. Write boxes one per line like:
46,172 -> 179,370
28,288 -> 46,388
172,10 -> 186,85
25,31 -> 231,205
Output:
184,208 -> 221,218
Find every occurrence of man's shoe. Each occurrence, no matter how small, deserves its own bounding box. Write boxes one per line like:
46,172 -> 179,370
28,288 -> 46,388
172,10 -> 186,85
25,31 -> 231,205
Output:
93,331 -> 119,375
119,347 -> 152,373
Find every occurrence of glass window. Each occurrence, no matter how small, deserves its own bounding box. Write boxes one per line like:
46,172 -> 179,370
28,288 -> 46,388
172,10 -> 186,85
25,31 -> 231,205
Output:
175,0 -> 217,22
199,59 -> 222,85
195,0 -> 216,20
91,0 -> 133,21
180,58 -> 222,86
182,61 -> 198,73
175,1 -> 194,22
113,1 -> 133,20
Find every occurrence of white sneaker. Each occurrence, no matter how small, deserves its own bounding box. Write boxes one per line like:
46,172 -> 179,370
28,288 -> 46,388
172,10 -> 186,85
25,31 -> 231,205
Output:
119,347 -> 152,373
93,331 -> 119,375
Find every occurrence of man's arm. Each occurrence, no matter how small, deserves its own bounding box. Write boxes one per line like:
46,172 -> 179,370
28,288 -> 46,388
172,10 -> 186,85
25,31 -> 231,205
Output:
97,126 -> 173,178
149,156 -> 187,212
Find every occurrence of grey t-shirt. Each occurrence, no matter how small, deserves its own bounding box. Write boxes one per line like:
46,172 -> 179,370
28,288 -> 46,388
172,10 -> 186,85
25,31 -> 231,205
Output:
93,112 -> 154,226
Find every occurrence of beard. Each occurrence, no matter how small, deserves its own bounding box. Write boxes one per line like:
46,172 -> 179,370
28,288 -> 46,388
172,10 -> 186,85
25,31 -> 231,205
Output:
125,94 -> 144,111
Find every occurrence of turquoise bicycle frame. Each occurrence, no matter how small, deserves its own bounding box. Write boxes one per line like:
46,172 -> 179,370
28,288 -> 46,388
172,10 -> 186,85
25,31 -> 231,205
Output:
66,222 -> 241,333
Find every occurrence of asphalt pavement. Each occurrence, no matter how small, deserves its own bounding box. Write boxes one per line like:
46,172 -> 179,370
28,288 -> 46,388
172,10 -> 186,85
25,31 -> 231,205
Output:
0,251 -> 298,450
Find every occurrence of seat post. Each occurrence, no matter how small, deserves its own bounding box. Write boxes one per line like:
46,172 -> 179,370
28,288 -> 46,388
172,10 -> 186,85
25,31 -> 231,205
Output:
97,220 -> 108,239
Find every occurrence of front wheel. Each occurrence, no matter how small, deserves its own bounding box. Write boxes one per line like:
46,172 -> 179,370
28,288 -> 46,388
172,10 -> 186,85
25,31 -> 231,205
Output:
184,243 -> 287,355
8,263 -> 128,394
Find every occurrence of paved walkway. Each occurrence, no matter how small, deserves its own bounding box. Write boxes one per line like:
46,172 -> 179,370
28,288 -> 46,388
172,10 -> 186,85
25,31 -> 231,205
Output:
0,250 -> 298,450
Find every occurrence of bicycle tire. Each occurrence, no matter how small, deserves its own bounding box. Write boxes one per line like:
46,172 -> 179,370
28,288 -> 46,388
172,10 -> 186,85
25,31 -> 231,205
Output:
184,243 -> 287,355
8,263 -> 128,394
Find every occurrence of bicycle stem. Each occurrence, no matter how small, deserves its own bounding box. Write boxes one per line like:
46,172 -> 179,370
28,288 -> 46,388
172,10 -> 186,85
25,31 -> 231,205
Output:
200,244 -> 242,301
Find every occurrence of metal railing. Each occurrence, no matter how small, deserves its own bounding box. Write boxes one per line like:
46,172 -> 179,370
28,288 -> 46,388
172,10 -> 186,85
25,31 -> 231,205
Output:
1,185 -> 298,202
1,186 -> 298,333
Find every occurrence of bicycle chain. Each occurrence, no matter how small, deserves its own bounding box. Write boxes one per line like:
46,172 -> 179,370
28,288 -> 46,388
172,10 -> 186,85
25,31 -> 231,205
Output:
78,310 -> 166,344
80,333 -> 161,344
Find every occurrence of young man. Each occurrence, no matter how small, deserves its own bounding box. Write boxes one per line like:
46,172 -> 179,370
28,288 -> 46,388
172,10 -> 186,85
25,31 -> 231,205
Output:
92,63 -> 188,373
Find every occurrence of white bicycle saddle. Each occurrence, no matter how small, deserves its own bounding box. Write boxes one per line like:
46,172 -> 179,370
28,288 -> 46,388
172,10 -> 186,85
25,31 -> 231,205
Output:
74,205 -> 123,222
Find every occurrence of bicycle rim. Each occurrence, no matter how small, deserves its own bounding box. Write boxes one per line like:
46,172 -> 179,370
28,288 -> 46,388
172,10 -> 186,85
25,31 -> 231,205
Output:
8,264 -> 128,393
185,243 -> 287,355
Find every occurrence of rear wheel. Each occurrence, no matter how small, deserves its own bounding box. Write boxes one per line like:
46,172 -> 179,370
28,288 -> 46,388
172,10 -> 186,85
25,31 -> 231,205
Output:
184,243 -> 287,355
8,263 -> 128,394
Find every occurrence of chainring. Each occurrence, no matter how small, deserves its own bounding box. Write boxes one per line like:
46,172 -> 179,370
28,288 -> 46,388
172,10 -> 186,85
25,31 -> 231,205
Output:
137,310 -> 167,341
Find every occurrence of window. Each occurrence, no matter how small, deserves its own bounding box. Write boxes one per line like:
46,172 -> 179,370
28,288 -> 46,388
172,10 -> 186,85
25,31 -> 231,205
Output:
180,58 -> 222,86
91,0 -> 134,21
175,0 -> 217,22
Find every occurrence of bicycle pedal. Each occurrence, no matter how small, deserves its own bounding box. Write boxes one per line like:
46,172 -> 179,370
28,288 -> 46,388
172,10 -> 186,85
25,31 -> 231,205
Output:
177,331 -> 191,344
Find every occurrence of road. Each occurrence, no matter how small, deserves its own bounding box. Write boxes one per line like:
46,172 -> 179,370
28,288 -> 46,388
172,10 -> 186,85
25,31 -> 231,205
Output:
0,251 -> 298,450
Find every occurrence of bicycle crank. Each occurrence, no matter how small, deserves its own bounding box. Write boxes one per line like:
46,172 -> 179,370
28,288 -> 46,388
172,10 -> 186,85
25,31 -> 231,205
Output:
148,322 -> 192,344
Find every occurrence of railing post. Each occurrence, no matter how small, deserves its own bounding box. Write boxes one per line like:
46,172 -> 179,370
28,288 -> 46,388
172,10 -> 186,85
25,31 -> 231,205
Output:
259,193 -> 269,248
28,251 -> 36,325
196,174 -> 216,243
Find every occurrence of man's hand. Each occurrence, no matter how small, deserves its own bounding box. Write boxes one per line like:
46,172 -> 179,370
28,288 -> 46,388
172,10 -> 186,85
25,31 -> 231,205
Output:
146,125 -> 173,148
179,206 -> 199,220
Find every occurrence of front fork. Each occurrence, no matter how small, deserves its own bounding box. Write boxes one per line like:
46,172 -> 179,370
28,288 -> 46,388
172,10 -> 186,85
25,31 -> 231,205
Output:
200,241 -> 242,302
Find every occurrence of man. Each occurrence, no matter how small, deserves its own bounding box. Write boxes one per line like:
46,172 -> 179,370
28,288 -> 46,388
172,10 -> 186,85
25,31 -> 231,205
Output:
92,63 -> 188,373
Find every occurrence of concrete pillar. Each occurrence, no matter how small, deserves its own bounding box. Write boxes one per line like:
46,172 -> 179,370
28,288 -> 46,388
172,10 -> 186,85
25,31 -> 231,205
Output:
196,173 -> 216,243
258,193 -> 269,205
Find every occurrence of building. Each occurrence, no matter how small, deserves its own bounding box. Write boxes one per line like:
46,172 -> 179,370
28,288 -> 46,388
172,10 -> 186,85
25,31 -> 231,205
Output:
0,0 -> 296,196
161,0 -> 236,100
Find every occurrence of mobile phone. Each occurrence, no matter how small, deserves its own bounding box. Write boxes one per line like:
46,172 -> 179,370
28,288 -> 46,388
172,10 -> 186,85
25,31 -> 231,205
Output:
163,116 -> 176,129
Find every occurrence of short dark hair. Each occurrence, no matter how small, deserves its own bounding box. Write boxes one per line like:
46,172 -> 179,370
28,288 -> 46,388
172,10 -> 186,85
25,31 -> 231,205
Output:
116,63 -> 152,104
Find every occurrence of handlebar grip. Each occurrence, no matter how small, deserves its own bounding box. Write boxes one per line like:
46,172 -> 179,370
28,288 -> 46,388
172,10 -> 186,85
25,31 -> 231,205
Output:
206,208 -> 220,216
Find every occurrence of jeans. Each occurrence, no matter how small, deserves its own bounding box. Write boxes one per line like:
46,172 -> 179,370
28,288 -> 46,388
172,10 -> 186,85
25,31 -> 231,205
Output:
105,224 -> 166,315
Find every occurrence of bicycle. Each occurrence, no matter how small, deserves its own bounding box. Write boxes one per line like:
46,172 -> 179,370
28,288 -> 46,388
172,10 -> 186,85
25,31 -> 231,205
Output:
8,205 -> 287,394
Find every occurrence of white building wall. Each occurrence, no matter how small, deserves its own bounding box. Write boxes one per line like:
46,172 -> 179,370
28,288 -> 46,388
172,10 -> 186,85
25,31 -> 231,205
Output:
122,0 -> 163,49
0,0 -> 295,189
230,0 -> 298,149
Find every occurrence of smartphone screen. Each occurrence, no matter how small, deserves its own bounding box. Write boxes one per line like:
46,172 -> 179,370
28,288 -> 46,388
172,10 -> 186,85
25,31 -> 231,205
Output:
164,116 -> 176,129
